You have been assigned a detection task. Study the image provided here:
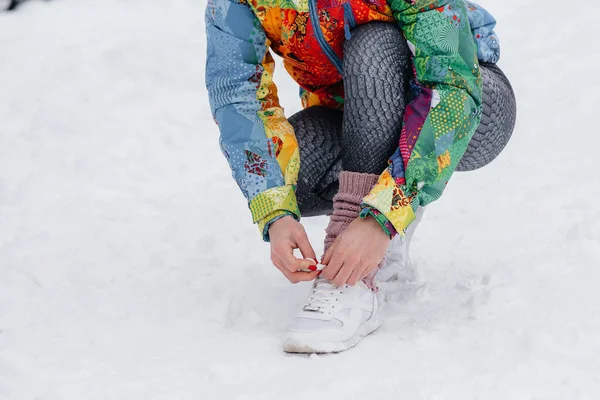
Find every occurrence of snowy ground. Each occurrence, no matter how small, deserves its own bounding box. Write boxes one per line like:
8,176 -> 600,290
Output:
1,0 -> 600,399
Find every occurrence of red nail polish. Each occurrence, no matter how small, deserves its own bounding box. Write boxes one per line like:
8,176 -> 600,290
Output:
308,265 -> 317,271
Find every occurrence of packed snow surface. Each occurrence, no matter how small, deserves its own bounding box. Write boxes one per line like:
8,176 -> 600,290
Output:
1,0 -> 599,399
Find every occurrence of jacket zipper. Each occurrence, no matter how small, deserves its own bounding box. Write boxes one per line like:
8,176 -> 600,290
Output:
308,0 -> 343,75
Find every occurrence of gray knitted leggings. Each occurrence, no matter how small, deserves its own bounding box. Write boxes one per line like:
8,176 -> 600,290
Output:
292,23 -> 517,217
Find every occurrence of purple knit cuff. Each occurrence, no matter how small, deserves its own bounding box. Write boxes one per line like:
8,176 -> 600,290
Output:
323,172 -> 382,253
338,171 -> 380,198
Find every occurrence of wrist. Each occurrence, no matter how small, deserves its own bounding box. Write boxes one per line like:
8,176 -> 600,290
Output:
363,216 -> 391,240
268,214 -> 295,233
262,212 -> 296,242
359,207 -> 397,239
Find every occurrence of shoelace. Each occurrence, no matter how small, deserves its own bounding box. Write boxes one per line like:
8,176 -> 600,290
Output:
303,278 -> 345,312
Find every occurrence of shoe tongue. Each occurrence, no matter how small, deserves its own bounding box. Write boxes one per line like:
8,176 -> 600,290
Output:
314,277 -> 336,290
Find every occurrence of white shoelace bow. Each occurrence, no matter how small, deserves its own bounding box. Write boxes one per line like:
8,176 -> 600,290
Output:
303,279 -> 344,312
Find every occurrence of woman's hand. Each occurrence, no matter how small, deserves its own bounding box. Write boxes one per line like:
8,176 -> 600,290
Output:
268,216 -> 320,283
321,217 -> 390,287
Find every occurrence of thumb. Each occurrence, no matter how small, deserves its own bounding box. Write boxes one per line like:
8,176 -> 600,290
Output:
322,239 -> 338,266
295,229 -> 317,262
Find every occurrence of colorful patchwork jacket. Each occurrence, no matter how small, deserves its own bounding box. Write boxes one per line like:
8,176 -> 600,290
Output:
205,0 -> 500,240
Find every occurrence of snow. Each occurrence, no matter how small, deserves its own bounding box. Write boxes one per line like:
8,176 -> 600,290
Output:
1,0 -> 599,398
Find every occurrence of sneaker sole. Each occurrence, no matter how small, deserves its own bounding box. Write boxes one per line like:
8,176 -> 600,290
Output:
282,316 -> 383,354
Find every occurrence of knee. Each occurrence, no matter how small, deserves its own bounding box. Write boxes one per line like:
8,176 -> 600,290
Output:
456,65 -> 517,172
343,23 -> 411,70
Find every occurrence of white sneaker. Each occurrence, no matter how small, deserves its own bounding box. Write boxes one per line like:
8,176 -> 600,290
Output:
282,278 -> 382,354
376,207 -> 424,282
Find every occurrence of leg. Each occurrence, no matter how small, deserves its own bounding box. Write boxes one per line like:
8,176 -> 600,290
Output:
290,65 -> 414,217
342,23 -> 412,174
292,24 -> 516,223
322,23 -> 411,252
289,107 -> 343,217
341,24 -> 517,173
291,24 -> 410,220
456,63 -> 517,171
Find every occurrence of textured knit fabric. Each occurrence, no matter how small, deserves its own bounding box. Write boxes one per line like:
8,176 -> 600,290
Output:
291,23 -> 515,222
324,172 -> 380,252
341,23 -> 412,175
291,107 -> 343,218
205,0 -> 501,239
455,62 -> 516,171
